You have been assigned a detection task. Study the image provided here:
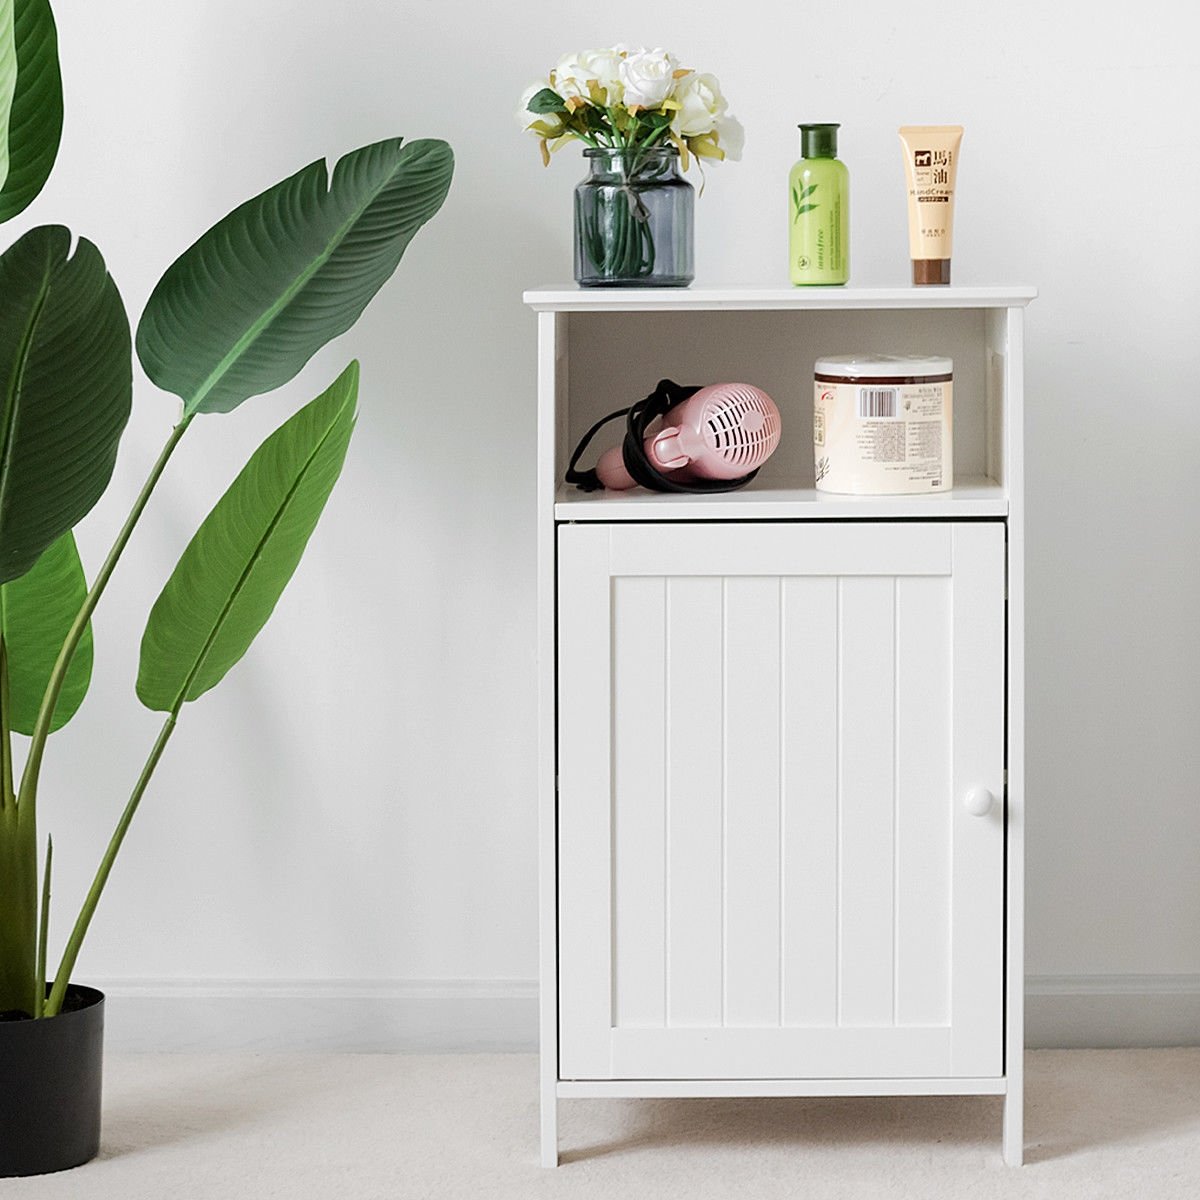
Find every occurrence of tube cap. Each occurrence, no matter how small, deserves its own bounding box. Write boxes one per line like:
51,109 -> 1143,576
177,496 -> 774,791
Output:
799,123 -> 839,158
913,258 -> 951,285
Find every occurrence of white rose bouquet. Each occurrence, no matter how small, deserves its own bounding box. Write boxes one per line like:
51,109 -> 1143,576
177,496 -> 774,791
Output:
517,46 -> 743,169
518,47 -> 742,284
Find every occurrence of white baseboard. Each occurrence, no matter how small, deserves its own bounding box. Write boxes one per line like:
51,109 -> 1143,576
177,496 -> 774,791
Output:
96,978 -> 539,1053
94,975 -> 1200,1052
1026,974 -> 1200,1049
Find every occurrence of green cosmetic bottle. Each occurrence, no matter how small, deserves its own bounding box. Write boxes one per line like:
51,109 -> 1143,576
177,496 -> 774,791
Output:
789,123 -> 849,285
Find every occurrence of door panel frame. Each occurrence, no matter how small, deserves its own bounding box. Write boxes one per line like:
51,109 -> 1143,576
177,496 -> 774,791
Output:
557,521 -> 1005,1081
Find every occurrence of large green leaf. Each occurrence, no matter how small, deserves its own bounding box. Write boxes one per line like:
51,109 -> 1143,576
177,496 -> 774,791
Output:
0,0 -> 15,196
0,0 -> 62,223
136,137 -> 452,417
137,361 -> 358,711
0,530 -> 91,734
0,226 -> 132,583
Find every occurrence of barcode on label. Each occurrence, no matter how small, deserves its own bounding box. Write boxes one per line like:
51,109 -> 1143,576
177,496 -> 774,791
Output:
858,387 -> 898,418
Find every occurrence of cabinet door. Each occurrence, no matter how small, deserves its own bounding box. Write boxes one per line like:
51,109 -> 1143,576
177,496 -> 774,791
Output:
557,521 -> 1005,1081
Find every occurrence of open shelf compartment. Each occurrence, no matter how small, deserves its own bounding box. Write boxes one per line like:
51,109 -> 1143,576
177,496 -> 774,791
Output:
531,286 -> 1030,522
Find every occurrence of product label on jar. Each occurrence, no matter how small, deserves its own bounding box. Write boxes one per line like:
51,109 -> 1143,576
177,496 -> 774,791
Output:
813,378 -> 952,494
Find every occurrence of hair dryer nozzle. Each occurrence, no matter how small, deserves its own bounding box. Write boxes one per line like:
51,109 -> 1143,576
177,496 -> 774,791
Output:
595,444 -> 636,490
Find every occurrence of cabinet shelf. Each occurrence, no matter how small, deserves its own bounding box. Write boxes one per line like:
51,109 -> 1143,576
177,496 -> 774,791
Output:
555,475 -> 1006,522
525,283 -> 1037,313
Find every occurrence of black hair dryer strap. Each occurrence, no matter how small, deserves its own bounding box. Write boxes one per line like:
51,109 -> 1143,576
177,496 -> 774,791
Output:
563,407 -> 631,492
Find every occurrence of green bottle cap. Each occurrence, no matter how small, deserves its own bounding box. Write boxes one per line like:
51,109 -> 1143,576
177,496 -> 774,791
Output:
799,123 -> 840,158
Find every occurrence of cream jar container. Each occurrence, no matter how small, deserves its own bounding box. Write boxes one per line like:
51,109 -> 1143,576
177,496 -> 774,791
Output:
813,354 -> 953,494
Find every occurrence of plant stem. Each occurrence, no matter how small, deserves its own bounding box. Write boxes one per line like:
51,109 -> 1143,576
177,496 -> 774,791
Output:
34,836 -> 50,1018
45,712 -> 179,1017
0,802 -> 37,1013
0,628 -> 38,1013
16,416 -> 193,825
0,629 -> 13,811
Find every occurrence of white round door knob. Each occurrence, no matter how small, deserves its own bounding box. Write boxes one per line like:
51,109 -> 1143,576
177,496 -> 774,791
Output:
964,786 -> 995,817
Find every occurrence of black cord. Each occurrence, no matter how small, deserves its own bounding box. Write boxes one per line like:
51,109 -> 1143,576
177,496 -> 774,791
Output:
564,407 -> 631,492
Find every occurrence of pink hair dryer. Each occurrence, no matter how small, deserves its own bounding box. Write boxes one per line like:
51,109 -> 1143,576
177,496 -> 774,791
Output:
596,382 -> 782,490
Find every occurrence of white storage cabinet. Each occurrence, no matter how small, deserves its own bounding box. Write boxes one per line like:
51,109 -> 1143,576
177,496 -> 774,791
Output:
528,285 -> 1034,1167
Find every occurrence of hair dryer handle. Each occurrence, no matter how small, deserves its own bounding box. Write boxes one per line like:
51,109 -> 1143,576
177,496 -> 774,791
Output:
596,444 -> 636,490
648,427 -> 691,470
595,430 -> 693,491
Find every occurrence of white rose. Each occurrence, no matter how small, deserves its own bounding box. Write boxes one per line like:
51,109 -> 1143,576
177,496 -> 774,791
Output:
553,52 -> 596,104
578,48 -> 623,101
516,81 -> 564,136
618,48 -> 679,110
669,72 -> 727,138
716,114 -> 745,161
554,49 -> 627,106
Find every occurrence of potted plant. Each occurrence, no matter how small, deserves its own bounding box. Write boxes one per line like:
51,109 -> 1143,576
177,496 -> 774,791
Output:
0,0 -> 454,1175
518,46 -> 743,287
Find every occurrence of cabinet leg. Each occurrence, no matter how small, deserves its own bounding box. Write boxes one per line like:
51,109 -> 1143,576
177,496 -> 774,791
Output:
1003,1085 -> 1023,1166
540,1086 -> 558,1168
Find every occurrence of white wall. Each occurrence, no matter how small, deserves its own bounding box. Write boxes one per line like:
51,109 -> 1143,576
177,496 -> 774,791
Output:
12,0 -> 1197,1046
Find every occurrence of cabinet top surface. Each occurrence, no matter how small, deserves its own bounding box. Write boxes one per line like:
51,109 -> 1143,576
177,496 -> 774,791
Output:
524,284 -> 1037,312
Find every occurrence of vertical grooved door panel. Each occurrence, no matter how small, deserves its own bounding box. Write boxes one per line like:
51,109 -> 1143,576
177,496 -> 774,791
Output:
780,578 -> 839,1026
665,579 -> 724,1027
895,576 -> 952,1026
836,577 -> 897,1028
558,523 -> 1004,1081
611,577 -> 666,1028
722,578 -> 782,1026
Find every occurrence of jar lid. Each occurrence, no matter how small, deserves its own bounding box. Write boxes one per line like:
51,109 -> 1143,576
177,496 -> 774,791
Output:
814,353 -> 952,379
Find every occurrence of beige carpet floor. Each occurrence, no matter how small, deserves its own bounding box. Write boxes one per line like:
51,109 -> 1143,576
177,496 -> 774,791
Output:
2,1050 -> 1199,1198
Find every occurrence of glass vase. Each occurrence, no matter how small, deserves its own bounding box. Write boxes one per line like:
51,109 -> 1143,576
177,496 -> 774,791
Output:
573,147 -> 694,287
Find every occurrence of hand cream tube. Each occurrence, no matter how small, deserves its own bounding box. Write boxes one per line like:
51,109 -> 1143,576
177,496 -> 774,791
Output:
899,125 -> 963,285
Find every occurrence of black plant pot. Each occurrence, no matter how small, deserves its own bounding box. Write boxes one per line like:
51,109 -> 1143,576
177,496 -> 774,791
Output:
0,985 -> 104,1177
